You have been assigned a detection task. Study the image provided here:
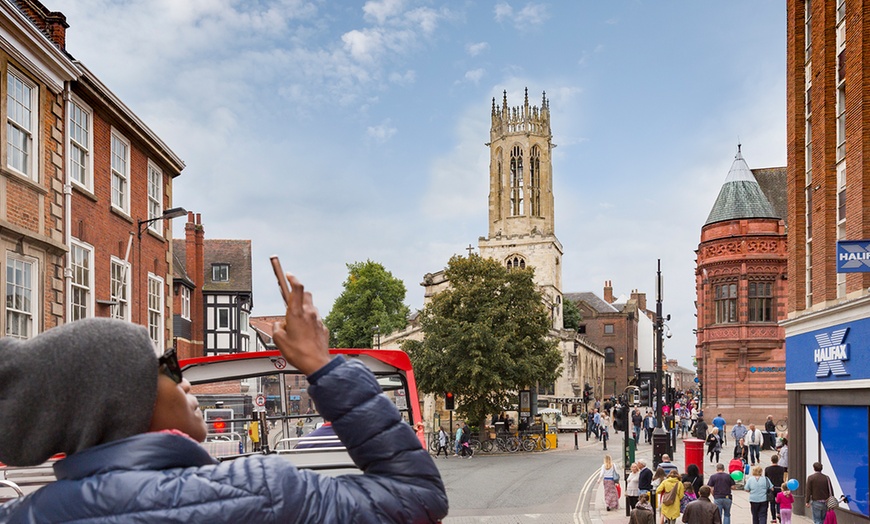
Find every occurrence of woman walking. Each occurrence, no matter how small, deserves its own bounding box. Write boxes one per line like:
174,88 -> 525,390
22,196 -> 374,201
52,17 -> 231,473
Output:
600,454 -> 621,511
434,426 -> 449,458
655,471 -> 685,524
626,462 -> 641,511
682,463 -> 704,496
744,465 -> 773,524
650,467 -> 667,514
706,427 -> 722,463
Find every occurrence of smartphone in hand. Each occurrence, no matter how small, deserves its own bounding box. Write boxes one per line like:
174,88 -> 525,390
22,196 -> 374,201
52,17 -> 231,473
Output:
270,255 -> 291,305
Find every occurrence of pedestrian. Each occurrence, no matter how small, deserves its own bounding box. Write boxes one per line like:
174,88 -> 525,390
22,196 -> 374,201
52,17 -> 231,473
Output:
746,424 -> 764,466
459,422 -> 472,459
778,438 -> 789,480
600,454 -> 621,511
0,276 -> 448,522
731,419 -> 748,446
454,422 -> 463,456
593,409 -> 602,440
764,416 -> 777,450
682,486 -> 721,524
630,492 -> 656,524
776,483 -> 795,524
734,437 -> 749,464
656,470 -> 685,524
765,454 -> 787,523
627,462 -> 642,511
435,426 -> 450,458
805,462 -> 834,524
744,465 -> 773,524
639,459 -> 654,501
690,408 -> 699,433
682,463 -> 704,496
712,413 -> 727,446
633,408 -> 644,442
601,412 -> 611,450
659,454 -> 679,476
707,428 -> 723,464
651,467 -> 667,514
708,462 -> 736,524
645,411 -> 657,443
680,482 -> 697,514
694,415 -> 709,440
296,418 -> 304,438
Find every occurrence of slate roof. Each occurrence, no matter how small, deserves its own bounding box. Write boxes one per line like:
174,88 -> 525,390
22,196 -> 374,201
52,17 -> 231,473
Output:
202,239 -> 252,292
563,292 -> 618,313
705,148 -> 779,226
752,167 -> 788,226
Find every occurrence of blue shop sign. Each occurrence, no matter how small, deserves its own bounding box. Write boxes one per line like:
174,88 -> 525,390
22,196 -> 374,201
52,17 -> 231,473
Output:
836,240 -> 870,272
786,316 -> 870,384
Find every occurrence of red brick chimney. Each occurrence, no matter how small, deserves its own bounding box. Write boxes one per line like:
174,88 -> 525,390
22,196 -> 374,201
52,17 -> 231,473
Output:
184,212 -> 205,356
603,280 -> 613,304
13,0 -> 68,50
631,289 -> 647,311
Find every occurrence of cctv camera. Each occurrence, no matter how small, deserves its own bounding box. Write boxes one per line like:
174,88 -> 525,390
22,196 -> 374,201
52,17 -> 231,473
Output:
666,332 -> 673,339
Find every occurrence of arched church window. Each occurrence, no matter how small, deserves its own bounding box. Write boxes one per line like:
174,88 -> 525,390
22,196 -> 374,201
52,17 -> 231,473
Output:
506,255 -> 526,269
530,146 -> 541,216
510,145 -> 524,216
605,347 -> 615,364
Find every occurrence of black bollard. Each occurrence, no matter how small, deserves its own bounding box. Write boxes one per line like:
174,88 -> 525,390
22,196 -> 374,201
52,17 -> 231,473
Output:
574,430 -> 579,450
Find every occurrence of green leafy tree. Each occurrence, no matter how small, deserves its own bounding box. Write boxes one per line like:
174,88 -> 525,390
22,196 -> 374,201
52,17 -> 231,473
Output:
402,254 -> 562,431
563,298 -> 582,330
325,260 -> 409,348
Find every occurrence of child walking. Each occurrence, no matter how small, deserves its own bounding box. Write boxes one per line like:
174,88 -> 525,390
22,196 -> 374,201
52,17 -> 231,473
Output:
776,483 -> 794,524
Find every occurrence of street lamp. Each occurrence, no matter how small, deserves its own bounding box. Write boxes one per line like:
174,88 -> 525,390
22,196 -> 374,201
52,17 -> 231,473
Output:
137,207 -> 187,239
373,325 -> 381,349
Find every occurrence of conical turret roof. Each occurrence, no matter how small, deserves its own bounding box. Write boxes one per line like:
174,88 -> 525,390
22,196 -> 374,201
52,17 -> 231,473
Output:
705,147 -> 779,225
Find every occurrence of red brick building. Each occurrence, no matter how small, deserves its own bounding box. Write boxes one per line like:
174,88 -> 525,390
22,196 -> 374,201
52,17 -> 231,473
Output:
1,0 -> 185,350
694,147 -> 787,424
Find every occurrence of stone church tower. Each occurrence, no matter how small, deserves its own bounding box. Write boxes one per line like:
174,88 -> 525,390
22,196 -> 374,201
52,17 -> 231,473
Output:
478,89 -> 564,330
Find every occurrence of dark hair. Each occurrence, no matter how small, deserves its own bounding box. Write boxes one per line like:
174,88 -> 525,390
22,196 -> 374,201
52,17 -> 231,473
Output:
698,486 -> 712,498
771,455 -> 779,464
813,462 -> 823,472
686,464 -> 700,477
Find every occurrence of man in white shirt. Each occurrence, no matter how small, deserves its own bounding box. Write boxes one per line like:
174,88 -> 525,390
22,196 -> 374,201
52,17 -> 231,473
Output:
746,423 -> 764,466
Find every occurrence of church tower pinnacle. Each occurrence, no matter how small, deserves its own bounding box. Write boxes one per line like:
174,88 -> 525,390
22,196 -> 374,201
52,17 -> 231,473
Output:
479,88 -> 563,328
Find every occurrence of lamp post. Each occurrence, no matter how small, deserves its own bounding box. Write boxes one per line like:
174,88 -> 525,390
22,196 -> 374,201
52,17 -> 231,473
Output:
373,325 -> 381,349
652,259 -> 672,466
135,207 -> 186,326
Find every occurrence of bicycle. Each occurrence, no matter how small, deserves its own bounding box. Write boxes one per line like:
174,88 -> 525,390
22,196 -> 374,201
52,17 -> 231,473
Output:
520,431 -> 552,452
481,433 -> 520,453
776,417 -> 788,432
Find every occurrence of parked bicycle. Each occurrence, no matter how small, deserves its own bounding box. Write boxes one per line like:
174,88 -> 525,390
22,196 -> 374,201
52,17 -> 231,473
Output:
520,431 -> 551,452
481,433 -> 521,453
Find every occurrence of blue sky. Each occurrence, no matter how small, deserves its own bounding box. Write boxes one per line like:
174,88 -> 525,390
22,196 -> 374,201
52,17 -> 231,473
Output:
55,0 -> 786,367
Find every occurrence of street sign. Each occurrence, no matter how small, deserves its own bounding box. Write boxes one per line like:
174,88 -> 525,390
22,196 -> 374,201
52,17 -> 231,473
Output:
255,393 -> 265,407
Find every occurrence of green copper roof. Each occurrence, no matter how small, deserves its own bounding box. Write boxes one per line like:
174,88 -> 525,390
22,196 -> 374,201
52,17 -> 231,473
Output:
705,147 -> 779,226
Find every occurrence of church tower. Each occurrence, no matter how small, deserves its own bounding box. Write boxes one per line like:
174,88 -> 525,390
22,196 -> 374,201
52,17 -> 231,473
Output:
478,88 -> 564,329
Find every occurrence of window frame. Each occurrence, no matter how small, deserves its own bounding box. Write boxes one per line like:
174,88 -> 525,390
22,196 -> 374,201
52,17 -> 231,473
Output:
604,324 -> 615,335
69,96 -> 93,191
6,67 -> 38,180
180,285 -> 191,320
110,128 -> 131,215
216,306 -> 231,330
714,281 -> 738,324
212,264 -> 230,282
5,253 -> 38,339
110,256 -> 130,321
748,280 -> 774,323
147,273 -> 164,351
69,239 -> 94,321
147,160 -> 163,234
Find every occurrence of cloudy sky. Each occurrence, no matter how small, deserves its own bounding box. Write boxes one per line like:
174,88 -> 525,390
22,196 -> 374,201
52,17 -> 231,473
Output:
54,0 -> 786,367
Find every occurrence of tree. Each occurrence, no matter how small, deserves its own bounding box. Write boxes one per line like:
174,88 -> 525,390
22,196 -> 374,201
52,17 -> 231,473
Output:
402,254 -> 562,431
324,260 -> 409,348
563,298 -> 582,330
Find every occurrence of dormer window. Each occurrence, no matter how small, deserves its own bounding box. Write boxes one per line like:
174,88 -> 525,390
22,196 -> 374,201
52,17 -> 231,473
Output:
212,264 -> 229,282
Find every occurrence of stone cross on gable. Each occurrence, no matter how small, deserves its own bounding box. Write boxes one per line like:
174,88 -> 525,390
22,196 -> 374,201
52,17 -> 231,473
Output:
466,244 -> 474,256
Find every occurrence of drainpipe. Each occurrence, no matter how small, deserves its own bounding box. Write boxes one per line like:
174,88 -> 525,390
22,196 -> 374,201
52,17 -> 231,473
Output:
62,81 -> 72,323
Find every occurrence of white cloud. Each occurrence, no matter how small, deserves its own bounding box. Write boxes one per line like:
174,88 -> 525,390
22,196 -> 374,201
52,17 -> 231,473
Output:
363,0 -> 407,25
389,69 -> 416,85
366,120 -> 398,142
463,68 -> 486,84
493,2 -> 548,29
342,28 -> 385,63
466,41 -> 489,56
494,3 -> 513,23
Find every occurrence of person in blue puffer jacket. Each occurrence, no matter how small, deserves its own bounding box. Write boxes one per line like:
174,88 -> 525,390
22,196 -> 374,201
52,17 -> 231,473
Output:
0,274 -> 448,523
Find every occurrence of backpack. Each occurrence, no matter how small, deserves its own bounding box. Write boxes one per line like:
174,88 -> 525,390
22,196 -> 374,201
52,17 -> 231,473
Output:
661,483 -> 679,506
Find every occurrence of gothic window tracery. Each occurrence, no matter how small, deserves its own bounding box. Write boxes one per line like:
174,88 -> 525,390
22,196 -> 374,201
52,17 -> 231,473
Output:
714,280 -> 738,323
510,145 -> 524,216
748,279 -> 774,322
506,255 -> 526,269
530,145 -> 541,216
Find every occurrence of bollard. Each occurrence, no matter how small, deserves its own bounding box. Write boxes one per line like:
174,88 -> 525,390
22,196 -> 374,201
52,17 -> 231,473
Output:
574,430 -> 579,450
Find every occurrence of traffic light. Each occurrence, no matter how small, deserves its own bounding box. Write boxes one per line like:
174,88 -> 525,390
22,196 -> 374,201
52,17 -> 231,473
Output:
613,406 -> 627,432
639,379 -> 650,407
583,383 -> 593,404
445,392 -> 455,410
204,408 -> 234,434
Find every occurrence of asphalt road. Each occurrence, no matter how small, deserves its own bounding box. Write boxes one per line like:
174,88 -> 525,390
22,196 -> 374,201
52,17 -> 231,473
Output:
437,434 -> 604,523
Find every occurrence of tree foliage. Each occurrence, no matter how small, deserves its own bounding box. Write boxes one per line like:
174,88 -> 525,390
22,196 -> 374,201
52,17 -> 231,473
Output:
324,260 -> 409,348
563,298 -> 582,330
402,254 -> 562,428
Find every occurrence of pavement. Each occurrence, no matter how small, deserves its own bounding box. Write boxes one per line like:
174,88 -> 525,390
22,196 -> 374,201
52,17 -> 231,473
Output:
583,430 -> 814,524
